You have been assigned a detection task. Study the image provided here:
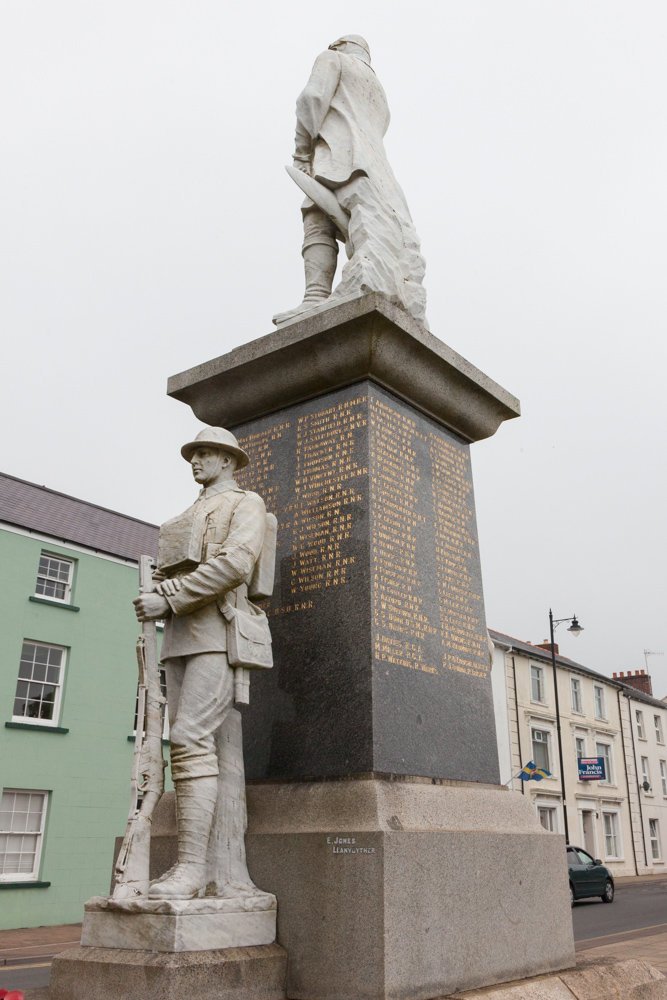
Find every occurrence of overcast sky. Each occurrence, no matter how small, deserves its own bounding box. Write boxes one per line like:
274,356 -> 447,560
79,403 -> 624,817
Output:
1,2 -> 665,694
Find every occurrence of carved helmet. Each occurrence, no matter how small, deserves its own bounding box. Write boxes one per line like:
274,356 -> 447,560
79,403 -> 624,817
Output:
180,427 -> 250,470
329,35 -> 371,61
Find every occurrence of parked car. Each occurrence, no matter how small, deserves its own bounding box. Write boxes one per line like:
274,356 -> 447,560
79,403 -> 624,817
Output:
567,845 -> 614,904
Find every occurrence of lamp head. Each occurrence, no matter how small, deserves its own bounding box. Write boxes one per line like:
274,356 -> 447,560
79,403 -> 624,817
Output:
567,617 -> 584,638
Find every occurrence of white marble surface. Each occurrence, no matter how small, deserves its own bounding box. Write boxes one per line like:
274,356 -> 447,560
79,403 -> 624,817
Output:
82,905 -> 277,952
85,890 -> 276,915
276,36 -> 427,327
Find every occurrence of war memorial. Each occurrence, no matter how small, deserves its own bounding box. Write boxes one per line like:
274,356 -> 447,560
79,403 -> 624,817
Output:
41,33 -> 665,1000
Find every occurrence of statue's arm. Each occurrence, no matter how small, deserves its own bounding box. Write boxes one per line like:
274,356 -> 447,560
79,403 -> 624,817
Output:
294,50 -> 341,171
164,493 -> 266,617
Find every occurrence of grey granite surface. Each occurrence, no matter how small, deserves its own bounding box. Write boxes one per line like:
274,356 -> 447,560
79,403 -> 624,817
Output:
167,293 -> 520,444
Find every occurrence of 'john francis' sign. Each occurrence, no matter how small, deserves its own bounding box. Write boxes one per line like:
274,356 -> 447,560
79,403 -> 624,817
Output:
577,757 -> 606,781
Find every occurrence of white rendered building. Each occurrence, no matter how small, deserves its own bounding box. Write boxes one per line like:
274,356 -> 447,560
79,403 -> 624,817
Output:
490,631 -> 666,878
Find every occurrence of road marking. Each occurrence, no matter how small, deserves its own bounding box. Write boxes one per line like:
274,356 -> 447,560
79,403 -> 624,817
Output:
576,921 -> 667,946
0,961 -> 52,971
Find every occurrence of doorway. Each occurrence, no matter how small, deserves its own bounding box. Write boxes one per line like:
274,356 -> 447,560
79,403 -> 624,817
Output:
582,810 -> 596,855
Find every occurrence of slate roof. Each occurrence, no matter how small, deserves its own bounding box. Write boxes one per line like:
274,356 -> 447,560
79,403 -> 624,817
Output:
0,472 -> 158,563
489,628 -> 666,709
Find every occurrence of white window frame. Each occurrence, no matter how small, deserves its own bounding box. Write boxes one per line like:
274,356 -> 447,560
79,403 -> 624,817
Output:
537,805 -> 558,832
654,715 -> 664,744
575,735 -> 586,761
641,756 -> 651,791
602,810 -> 622,860
530,664 -> 547,705
660,760 -> 667,797
0,788 -> 48,882
595,740 -> 615,785
12,641 -> 67,728
34,552 -> 75,605
594,684 -> 606,720
636,710 -> 645,740
649,819 -> 662,862
570,676 -> 583,715
531,726 -> 553,773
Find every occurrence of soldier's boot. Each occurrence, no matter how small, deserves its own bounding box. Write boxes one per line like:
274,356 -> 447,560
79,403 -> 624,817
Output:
149,775 -> 217,899
272,242 -> 338,326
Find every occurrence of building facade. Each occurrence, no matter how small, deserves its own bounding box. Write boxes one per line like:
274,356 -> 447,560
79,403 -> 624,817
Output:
616,676 -> 667,873
491,631 -> 667,878
0,473 -> 159,930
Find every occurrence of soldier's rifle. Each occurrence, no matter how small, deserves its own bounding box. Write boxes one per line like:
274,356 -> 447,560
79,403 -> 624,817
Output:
113,554 -> 166,899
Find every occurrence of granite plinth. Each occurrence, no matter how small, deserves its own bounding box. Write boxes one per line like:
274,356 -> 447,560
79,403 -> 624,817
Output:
47,942 -> 286,1000
243,777 -> 575,1000
229,379 -> 499,783
82,892 -> 276,952
167,293 -> 520,444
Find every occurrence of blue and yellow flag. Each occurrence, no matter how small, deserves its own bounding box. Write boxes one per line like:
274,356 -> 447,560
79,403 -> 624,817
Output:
518,760 -> 552,781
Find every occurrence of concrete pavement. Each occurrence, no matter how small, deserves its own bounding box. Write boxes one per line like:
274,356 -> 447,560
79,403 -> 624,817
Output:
575,922 -> 667,975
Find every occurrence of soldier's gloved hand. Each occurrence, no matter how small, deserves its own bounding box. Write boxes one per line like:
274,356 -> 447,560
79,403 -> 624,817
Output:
133,593 -> 170,622
155,578 -> 183,598
293,156 -> 311,175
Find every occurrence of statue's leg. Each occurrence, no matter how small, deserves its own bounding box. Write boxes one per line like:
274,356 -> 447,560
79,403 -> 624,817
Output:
150,652 -> 233,900
272,206 -> 339,326
204,707 -> 257,896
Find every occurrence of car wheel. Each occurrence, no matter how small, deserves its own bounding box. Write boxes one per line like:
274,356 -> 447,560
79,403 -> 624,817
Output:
601,879 -> 614,903
570,883 -> 575,906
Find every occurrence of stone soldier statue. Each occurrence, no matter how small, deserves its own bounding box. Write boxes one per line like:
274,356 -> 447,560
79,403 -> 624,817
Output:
133,427 -> 273,901
273,34 -> 427,328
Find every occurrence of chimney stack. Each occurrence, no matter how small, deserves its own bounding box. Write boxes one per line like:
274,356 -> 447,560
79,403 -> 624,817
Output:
617,669 -> 653,697
536,641 -> 559,654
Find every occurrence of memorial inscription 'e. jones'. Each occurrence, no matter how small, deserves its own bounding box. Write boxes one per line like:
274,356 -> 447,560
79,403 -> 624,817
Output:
232,381 -> 495,781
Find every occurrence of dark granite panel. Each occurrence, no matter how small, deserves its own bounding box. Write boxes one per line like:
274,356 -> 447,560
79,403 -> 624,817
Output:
233,388 -> 374,779
367,385 -> 499,783
233,381 -> 499,784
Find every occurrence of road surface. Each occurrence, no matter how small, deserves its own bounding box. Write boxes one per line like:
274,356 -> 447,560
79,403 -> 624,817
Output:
572,875 -> 667,941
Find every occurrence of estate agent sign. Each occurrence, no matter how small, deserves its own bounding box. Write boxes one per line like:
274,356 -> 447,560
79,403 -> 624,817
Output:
577,757 -> 606,781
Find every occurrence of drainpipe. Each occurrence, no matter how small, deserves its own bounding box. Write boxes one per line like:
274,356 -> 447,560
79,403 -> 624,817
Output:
510,655 -> 525,794
617,688 -> 639,876
492,639 -> 516,788
625,691 -> 649,869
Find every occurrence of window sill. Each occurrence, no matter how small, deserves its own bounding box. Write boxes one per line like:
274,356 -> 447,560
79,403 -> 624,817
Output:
6,721 -> 69,734
29,596 -> 79,612
127,735 -> 170,746
0,881 -> 51,890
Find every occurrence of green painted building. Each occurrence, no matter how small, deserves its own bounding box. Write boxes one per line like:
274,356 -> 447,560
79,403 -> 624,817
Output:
0,472 -> 161,930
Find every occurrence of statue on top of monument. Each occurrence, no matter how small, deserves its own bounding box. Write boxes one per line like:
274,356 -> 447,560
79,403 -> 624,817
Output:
272,34 -> 428,329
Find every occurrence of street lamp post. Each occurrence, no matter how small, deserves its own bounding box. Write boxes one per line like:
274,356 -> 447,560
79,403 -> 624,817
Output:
548,610 -> 584,846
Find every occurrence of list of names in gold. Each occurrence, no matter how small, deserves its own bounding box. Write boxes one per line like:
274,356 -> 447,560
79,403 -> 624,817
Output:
291,396 -> 366,594
370,395 -> 438,676
235,422 -> 287,507
429,432 -> 488,678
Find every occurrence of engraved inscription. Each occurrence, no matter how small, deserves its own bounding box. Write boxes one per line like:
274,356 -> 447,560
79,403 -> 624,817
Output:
429,433 -> 488,678
236,387 -> 489,677
326,836 -> 376,855
370,396 -> 437,674
291,396 -> 366,594
369,392 -> 489,679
